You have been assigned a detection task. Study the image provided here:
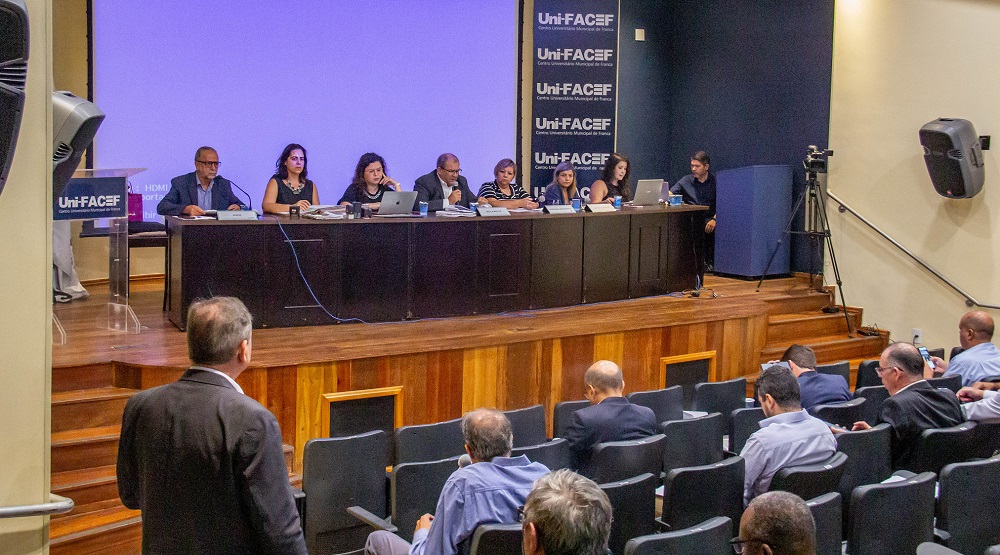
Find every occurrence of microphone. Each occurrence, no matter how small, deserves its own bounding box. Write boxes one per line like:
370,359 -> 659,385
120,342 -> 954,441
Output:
227,179 -> 253,211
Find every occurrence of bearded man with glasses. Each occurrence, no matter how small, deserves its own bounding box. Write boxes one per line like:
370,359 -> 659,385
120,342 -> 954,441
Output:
157,146 -> 247,216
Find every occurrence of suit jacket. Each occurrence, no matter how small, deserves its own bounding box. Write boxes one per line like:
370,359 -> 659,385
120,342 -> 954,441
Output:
879,380 -> 964,470
563,396 -> 658,474
117,368 -> 306,554
797,370 -> 852,410
414,170 -> 475,210
157,172 -> 248,215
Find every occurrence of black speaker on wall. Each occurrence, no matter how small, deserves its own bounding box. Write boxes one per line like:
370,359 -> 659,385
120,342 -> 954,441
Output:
0,0 -> 29,198
52,91 -> 105,198
919,118 -> 985,199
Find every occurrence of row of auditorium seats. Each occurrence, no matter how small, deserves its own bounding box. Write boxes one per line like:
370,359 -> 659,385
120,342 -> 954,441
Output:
296,386 -> 1000,553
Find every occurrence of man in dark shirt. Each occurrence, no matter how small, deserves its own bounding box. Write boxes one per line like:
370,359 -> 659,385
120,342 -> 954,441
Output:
670,150 -> 717,270
850,343 -> 964,470
779,344 -> 852,409
563,360 -> 658,475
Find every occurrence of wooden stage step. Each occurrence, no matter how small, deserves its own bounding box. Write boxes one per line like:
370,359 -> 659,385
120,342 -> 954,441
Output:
52,387 -> 136,433
760,332 -> 889,364
52,425 -> 120,474
766,308 -> 862,344
52,363 -> 117,393
49,504 -> 142,555
51,464 -> 119,516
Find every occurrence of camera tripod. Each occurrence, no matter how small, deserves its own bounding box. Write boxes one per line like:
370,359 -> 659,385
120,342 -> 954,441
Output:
757,154 -> 853,336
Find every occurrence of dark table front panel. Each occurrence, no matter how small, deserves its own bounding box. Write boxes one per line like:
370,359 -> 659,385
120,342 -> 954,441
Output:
476,219 -> 532,314
166,207 -> 705,329
582,214 -> 630,303
529,216 -> 584,309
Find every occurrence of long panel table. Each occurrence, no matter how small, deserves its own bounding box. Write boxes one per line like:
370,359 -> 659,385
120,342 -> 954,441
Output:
166,206 -> 707,329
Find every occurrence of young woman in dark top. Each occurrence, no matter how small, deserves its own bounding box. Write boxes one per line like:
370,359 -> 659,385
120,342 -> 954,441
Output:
589,153 -> 632,204
543,161 -> 580,205
337,152 -> 401,210
262,143 -> 320,214
476,158 -> 538,209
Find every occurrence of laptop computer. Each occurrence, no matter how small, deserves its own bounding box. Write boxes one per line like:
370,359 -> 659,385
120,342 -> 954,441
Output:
626,179 -> 664,207
375,191 -> 419,216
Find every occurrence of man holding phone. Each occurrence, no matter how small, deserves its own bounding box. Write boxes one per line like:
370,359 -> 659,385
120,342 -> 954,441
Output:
930,311 -> 1000,386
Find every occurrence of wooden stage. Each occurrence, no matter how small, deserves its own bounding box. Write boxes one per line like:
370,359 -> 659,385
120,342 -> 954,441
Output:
52,273 -> 887,474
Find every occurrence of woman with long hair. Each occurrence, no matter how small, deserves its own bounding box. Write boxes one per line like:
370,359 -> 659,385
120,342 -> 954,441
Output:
262,143 -> 320,214
337,152 -> 401,210
543,161 -> 580,206
590,153 -> 631,204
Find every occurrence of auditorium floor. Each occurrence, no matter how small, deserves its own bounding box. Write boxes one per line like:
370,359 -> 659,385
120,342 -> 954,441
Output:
52,273 -> 815,369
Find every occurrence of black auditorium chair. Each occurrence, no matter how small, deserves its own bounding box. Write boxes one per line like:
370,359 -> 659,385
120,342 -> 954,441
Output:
806,492 -> 843,555
855,360 -> 881,389
973,420 -> 1000,459
627,385 -> 684,424
926,347 -> 945,360
936,455 -> 1000,555
769,451 -> 848,502
599,473 -> 658,555
949,346 -> 964,361
693,377 -> 747,439
905,421 -> 978,474
815,360 -> 851,386
853,385 -> 889,426
661,456 -> 745,536
730,407 -> 766,453
926,374 -> 962,393
623,516 -> 732,555
589,434 -> 666,484
302,430 -> 392,554
502,404 -> 547,448
808,397 -> 866,429
552,399 -> 589,438
462,523 -> 522,555
394,416 -> 465,465
389,456 -> 461,543
511,437 -> 570,470
987,545 -> 1000,555
847,471 -> 937,555
835,424 -> 892,534
660,413 -> 724,477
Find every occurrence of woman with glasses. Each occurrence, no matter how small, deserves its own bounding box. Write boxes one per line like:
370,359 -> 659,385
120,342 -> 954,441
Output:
543,161 -> 581,206
477,158 -> 538,209
337,152 -> 401,211
589,153 -> 632,205
262,143 -> 320,214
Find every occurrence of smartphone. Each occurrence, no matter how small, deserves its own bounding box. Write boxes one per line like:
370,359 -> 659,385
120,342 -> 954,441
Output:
760,361 -> 791,372
917,346 -> 936,370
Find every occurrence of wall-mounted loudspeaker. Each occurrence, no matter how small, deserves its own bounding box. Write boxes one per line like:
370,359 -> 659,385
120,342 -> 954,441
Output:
0,0 -> 29,198
919,118 -> 985,199
52,91 -> 105,199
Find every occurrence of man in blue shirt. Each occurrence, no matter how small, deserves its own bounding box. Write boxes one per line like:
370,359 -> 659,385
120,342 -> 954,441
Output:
779,344 -> 852,409
365,408 -> 549,555
740,365 -> 837,506
931,311 -> 1000,386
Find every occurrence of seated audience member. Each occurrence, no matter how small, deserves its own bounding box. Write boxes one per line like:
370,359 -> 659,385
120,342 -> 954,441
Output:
262,143 -> 320,214
564,360 -> 658,474
930,311 -> 1000,386
736,491 -> 816,555
337,152 -> 401,210
365,408 -> 548,555
589,152 -> 631,204
740,365 -> 837,506
957,385 -> 1000,423
414,153 -> 475,210
850,343 -> 964,470
670,151 -> 717,270
521,469 -> 613,555
477,158 -> 538,209
777,344 -> 851,409
157,146 -> 247,216
543,161 -> 581,206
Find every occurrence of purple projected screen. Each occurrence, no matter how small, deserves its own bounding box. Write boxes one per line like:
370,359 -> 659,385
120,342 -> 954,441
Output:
93,1 -> 516,219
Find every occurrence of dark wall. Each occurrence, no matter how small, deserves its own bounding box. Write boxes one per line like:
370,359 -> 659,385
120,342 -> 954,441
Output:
616,0 -> 835,272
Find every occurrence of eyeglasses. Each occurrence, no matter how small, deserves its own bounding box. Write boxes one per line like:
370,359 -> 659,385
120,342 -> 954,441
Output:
439,167 -> 462,174
730,537 -> 770,554
517,505 -> 526,522
196,160 -> 221,168
876,365 -> 897,375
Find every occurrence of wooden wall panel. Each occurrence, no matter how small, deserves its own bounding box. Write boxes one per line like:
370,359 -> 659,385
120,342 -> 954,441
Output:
592,332 -> 625,367
622,328 -> 663,392
559,335 -> 596,402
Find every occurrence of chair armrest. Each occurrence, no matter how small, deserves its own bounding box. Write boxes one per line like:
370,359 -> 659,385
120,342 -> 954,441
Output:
933,528 -> 952,545
292,488 -> 305,527
724,450 -> 738,458
654,517 -> 672,532
347,506 -> 398,534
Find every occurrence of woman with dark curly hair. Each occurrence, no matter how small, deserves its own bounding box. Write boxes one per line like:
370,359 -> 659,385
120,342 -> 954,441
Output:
337,152 -> 401,210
